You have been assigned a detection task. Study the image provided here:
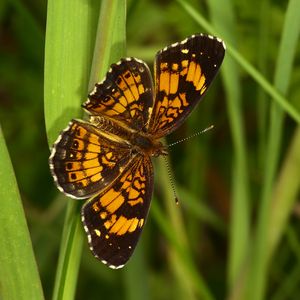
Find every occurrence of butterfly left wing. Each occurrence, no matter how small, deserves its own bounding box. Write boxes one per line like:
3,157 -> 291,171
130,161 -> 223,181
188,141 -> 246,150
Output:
81,154 -> 153,269
83,58 -> 154,132
148,34 -> 225,137
49,119 -> 132,199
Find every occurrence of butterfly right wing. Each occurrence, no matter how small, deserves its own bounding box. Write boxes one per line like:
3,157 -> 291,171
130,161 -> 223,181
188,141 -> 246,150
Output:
148,34 -> 225,137
49,119 -> 132,199
81,154 -> 154,269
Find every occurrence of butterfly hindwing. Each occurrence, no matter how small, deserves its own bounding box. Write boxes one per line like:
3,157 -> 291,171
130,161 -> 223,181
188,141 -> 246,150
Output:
81,154 -> 154,268
49,119 -> 132,199
83,58 -> 154,131
148,34 -> 225,137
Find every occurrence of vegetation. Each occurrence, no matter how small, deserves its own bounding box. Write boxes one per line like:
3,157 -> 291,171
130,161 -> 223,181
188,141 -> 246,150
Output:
0,0 -> 299,299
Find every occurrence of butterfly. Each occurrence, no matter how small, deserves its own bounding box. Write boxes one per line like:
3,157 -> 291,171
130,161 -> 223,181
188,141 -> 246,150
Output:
49,34 -> 225,269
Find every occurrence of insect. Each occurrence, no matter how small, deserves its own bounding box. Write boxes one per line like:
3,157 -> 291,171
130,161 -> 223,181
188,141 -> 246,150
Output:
49,34 -> 225,269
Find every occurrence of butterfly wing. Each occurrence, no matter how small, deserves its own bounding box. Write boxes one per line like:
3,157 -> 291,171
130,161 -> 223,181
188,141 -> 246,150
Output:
83,58 -> 154,131
49,119 -> 132,199
81,154 -> 153,268
148,34 -> 225,137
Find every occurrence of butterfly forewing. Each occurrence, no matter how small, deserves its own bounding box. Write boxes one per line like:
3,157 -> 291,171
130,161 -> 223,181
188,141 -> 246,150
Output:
148,34 -> 225,137
81,154 -> 154,268
49,120 -> 132,199
83,58 -> 154,132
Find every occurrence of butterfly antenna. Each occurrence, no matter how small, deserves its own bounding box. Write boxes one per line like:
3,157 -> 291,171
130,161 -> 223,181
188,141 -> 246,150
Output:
167,125 -> 214,148
163,156 -> 179,205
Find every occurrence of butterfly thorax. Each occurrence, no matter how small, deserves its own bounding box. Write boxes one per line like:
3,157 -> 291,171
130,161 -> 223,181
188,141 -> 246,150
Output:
129,132 -> 168,157
90,115 -> 168,157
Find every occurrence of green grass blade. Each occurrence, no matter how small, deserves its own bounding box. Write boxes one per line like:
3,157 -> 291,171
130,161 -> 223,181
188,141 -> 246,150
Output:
0,125 -> 44,300
256,0 -> 271,167
176,0 -> 300,124
44,1 -> 99,144
45,0 -> 126,299
207,0 -> 250,288
155,157 -> 213,300
52,202 -> 83,300
44,0 -> 101,299
122,246 -> 150,300
268,127 -> 300,256
246,0 -> 300,299
88,0 -> 126,88
271,227 -> 300,300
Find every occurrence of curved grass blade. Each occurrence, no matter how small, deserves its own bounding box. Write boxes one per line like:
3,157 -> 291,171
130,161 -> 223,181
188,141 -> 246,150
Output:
44,0 -> 127,299
44,0 -> 101,299
176,0 -> 300,124
155,157 -> 214,300
246,0 -> 300,298
0,125 -> 44,300
207,0 -> 250,288
268,127 -> 300,256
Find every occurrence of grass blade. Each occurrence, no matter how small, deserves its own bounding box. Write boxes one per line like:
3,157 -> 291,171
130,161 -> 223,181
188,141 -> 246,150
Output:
0,125 -> 44,300
176,0 -> 300,124
44,0 -> 101,299
88,0 -> 126,88
268,127 -> 300,256
155,157 -> 214,300
246,0 -> 300,299
45,0 -> 126,299
207,0 -> 250,288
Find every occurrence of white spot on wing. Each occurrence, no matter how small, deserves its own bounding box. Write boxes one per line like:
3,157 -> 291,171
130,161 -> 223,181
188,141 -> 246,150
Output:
180,38 -> 188,44
135,58 -> 145,64
109,264 -> 124,270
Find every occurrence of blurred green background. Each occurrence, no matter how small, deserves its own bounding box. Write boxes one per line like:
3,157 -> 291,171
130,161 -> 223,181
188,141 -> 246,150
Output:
1,0 -> 300,299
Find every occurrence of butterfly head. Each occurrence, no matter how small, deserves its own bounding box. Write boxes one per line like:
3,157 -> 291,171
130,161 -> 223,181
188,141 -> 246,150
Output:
150,140 -> 168,157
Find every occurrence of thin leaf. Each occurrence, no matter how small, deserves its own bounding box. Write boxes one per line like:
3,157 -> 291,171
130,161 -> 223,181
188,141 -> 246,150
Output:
0,125 -> 44,300
246,0 -> 300,299
45,0 -> 127,299
44,0 -> 101,299
268,127 -> 300,256
176,0 -> 300,124
207,0 -> 250,288
155,157 -> 214,300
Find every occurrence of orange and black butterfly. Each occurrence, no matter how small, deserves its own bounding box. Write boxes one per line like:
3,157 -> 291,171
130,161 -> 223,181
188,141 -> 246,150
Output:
49,34 -> 225,269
